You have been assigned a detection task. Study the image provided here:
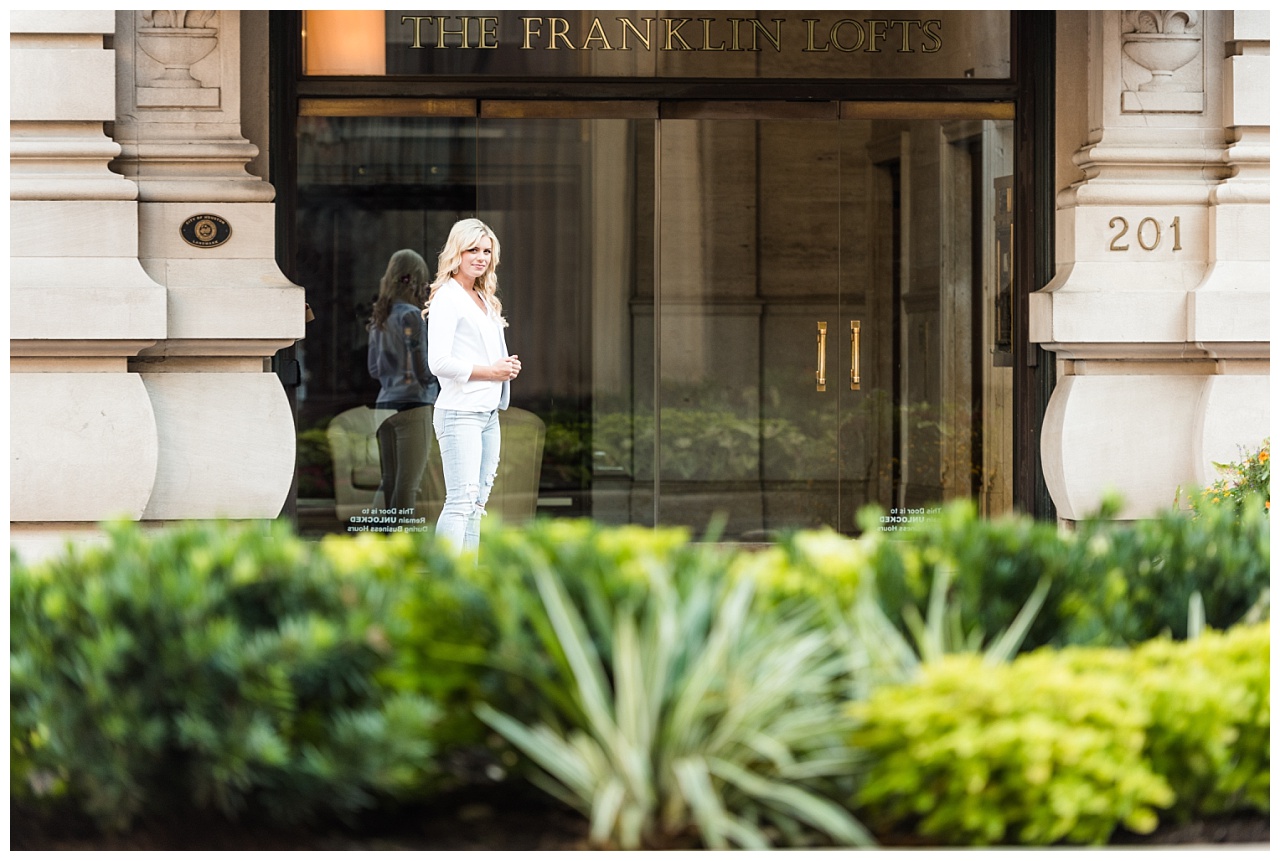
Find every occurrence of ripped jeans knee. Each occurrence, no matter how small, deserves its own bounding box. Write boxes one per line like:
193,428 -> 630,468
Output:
440,483 -> 483,521
463,481 -> 488,517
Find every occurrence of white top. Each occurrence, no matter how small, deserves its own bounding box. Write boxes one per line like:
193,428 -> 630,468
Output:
426,278 -> 510,412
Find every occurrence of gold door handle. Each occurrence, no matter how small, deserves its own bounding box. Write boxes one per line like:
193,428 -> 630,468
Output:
850,320 -> 861,391
816,321 -> 827,392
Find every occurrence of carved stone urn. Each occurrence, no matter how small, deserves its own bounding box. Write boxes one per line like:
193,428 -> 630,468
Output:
137,10 -> 218,88
1121,10 -> 1201,91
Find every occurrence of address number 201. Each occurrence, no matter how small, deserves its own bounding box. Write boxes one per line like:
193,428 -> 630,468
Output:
1109,216 -> 1182,252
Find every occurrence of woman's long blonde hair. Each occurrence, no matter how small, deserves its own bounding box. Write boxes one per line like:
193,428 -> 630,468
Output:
369,248 -> 429,330
426,218 -> 505,325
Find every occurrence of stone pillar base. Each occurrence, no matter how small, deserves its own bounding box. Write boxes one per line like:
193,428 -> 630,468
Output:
10,371 -> 159,521
138,372 -> 296,520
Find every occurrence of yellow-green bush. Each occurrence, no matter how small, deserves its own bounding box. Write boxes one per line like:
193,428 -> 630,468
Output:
730,527 -> 875,612
849,623 -> 1270,846
1124,623 -> 1270,817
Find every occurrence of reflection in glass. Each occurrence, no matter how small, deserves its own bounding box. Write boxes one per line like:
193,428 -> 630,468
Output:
295,115 -> 475,534
658,118 -> 842,538
294,114 -> 655,535
476,117 -> 656,526
365,248 -> 439,526
292,107 -> 1013,539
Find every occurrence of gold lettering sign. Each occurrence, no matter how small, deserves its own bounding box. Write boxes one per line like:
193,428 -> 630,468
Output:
373,11 -> 1012,79
399,14 -> 943,54
401,15 -> 500,49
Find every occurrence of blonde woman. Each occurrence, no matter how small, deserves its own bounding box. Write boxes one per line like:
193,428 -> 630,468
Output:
367,249 -> 438,519
425,218 -> 520,552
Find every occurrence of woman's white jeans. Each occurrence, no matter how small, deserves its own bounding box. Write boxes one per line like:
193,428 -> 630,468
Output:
433,408 -> 501,553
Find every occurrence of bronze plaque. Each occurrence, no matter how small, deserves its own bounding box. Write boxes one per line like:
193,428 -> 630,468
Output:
180,214 -> 232,248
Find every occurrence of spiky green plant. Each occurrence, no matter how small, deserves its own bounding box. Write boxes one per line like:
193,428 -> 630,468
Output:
899,563 -> 1051,666
823,561 -> 1052,706
476,555 -> 872,850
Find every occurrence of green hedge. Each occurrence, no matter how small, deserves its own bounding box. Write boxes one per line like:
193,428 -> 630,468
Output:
10,520 -> 441,832
861,497 -> 1269,652
1056,498 -> 1270,645
10,502 -> 1271,846
316,530 -> 499,749
1130,625 -> 1270,818
849,622 -> 1270,846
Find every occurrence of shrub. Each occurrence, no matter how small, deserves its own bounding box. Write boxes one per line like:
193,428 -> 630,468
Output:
732,523 -> 1050,703
730,527 -> 875,613
10,503 -> 1269,847
861,498 -> 1270,652
10,520 -> 441,832
474,519 -> 700,728
849,623 -> 1270,846
472,522 -> 873,850
850,649 -> 1173,846
1060,497 -> 1270,646
320,529 -> 500,750
318,519 -> 712,771
1126,623 -> 1270,818
866,501 -> 1079,653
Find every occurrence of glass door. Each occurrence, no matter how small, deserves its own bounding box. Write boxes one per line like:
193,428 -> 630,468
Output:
652,104 -> 1015,538
475,104 -> 658,527
291,100 -> 1012,538
656,104 -> 844,539
293,104 -> 660,535
839,105 -> 1017,528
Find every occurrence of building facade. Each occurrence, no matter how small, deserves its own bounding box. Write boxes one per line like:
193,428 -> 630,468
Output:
9,11 -> 1270,555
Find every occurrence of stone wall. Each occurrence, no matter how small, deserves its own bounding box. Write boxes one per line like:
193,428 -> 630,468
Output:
1035,10 -> 1270,521
10,10 -> 304,556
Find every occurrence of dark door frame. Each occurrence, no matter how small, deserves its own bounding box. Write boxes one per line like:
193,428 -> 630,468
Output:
269,10 -> 1056,521
1011,12 -> 1056,520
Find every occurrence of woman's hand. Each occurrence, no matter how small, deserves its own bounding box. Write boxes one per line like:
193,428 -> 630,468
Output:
475,355 -> 521,382
498,355 -> 521,381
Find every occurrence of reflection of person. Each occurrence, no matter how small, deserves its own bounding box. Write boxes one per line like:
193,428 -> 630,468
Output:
426,218 -> 520,553
367,249 -> 439,518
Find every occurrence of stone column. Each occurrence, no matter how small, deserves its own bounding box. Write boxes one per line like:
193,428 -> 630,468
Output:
110,10 -> 304,520
1032,11 -> 1270,522
9,11 -> 166,533
1187,11 -> 1270,488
